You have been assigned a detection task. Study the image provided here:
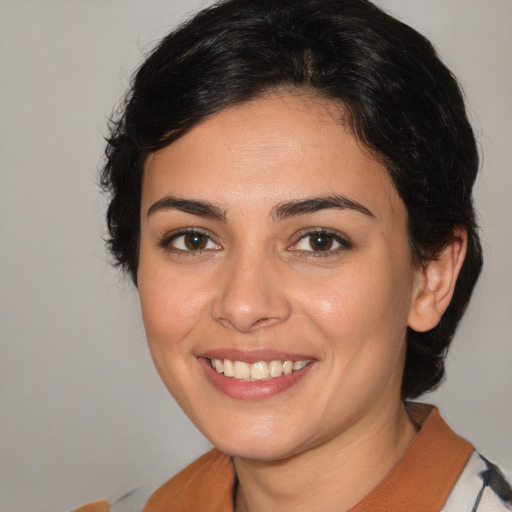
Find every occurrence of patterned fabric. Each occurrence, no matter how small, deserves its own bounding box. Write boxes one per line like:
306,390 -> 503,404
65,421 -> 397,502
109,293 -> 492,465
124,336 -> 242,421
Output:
443,452 -> 512,512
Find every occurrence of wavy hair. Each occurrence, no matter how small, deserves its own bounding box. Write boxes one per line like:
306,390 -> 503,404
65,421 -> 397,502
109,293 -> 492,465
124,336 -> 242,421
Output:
101,0 -> 483,399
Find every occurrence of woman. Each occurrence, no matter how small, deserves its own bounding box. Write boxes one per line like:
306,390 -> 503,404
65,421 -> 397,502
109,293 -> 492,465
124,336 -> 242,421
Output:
82,0 -> 511,510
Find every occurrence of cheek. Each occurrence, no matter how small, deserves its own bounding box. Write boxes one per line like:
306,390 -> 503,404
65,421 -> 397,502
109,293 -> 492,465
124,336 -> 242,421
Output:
137,268 -> 207,402
138,261 -> 209,349
295,262 -> 412,359
297,270 -> 392,330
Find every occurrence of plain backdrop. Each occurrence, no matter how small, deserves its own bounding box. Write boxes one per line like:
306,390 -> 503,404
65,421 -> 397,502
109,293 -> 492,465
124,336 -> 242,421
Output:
0,1 -> 511,511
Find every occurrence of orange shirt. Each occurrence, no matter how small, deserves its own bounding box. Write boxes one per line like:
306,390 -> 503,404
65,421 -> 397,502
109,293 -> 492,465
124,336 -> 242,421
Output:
73,404 -> 474,512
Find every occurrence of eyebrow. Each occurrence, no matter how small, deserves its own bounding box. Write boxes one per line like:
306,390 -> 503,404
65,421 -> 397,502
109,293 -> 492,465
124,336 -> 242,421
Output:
271,194 -> 374,221
147,196 -> 227,221
146,193 -> 374,222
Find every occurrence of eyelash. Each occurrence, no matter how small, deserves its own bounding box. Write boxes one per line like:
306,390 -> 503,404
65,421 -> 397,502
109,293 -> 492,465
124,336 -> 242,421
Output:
159,228 -> 221,255
290,229 -> 352,257
159,228 -> 352,257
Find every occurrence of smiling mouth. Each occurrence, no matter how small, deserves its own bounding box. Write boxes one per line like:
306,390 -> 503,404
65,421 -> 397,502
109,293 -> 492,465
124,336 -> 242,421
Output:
209,358 -> 312,381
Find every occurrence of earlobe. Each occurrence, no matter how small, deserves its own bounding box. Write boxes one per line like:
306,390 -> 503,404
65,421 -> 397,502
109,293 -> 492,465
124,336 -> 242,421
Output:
407,229 -> 467,333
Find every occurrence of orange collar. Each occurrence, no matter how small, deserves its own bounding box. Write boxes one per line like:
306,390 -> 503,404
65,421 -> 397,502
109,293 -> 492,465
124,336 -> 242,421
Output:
143,403 -> 473,512
348,403 -> 473,511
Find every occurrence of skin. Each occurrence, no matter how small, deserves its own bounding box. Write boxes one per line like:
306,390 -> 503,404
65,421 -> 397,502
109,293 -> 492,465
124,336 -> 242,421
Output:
137,91 -> 464,511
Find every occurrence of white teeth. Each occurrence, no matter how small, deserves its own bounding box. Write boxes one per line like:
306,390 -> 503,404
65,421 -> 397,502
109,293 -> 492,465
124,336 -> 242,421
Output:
233,360 -> 251,379
293,360 -> 307,371
269,360 -> 283,377
223,358 -> 234,377
282,360 -> 293,375
213,359 -> 224,373
210,358 -> 311,380
250,361 -> 269,380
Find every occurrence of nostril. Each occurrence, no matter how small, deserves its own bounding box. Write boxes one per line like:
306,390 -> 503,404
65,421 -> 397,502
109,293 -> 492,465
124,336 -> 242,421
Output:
216,315 -> 280,333
209,261 -> 292,332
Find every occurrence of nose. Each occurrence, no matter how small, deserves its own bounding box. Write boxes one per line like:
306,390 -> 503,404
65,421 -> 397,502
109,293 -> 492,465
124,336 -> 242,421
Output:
210,250 -> 292,333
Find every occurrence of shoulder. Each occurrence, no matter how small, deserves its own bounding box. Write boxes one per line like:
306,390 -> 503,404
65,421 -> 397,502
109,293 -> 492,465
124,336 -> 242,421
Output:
71,501 -> 110,512
142,448 -> 236,512
442,451 -> 512,512
69,449 -> 235,512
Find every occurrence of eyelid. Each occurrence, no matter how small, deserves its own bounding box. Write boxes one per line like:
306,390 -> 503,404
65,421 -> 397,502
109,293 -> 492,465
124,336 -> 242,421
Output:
288,228 -> 352,255
159,227 -> 221,253
158,227 -> 351,256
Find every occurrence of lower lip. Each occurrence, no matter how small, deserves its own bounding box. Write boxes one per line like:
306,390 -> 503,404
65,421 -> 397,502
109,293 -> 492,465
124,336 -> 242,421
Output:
198,358 -> 315,400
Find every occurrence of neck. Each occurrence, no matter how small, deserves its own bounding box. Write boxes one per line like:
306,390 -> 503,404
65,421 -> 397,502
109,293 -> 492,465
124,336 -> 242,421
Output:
233,400 -> 418,512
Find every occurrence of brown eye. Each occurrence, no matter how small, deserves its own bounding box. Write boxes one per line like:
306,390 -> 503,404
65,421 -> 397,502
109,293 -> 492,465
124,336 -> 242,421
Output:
166,230 -> 221,252
292,230 -> 351,255
309,232 -> 334,251
184,232 -> 208,250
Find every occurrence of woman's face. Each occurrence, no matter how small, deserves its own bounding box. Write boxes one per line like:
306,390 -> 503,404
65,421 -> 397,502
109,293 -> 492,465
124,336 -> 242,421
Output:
138,92 -> 422,460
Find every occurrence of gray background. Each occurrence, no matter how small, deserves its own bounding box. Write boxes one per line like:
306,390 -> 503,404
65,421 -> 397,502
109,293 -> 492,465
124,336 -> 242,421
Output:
0,1 -> 510,511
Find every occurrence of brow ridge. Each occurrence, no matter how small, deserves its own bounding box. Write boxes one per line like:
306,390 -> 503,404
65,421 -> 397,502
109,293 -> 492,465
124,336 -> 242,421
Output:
271,194 -> 374,221
147,196 -> 227,221
147,194 -> 373,222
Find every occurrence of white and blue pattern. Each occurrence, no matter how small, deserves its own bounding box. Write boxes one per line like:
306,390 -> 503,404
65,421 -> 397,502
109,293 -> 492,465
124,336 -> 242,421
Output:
443,452 -> 512,511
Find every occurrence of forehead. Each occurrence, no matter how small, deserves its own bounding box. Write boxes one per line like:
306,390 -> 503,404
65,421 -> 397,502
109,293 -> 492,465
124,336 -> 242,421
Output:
142,92 -> 403,223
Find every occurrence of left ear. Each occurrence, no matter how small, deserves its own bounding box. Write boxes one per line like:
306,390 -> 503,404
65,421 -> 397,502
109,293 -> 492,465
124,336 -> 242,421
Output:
408,228 -> 467,333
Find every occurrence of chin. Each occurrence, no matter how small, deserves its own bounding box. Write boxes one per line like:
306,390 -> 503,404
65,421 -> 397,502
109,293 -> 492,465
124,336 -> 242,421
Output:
217,439 -> 300,462
206,420 -> 311,462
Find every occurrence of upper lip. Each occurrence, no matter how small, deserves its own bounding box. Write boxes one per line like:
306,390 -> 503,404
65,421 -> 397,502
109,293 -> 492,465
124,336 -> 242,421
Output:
197,348 -> 315,364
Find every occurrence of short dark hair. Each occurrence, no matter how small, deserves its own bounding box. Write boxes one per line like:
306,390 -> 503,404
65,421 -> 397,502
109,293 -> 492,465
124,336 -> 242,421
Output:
101,0 -> 483,399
